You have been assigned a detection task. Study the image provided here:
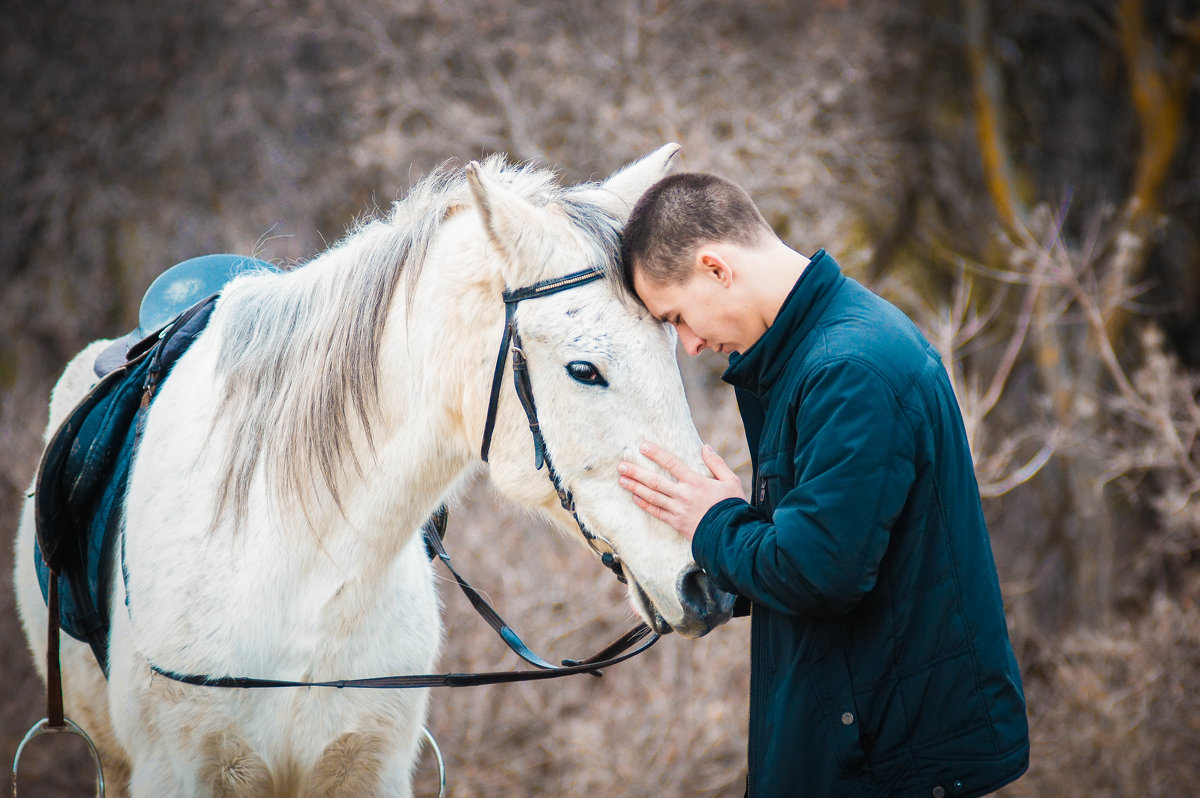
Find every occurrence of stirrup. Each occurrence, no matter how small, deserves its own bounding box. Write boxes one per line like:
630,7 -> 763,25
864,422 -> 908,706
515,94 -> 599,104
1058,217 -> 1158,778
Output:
11,717 -> 105,797
420,726 -> 446,798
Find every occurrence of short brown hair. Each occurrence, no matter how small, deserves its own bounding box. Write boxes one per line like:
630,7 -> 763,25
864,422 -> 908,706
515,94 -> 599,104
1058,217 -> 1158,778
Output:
620,172 -> 772,295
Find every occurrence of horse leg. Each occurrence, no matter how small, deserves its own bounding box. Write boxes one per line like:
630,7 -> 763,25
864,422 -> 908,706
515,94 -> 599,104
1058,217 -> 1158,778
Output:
112,694 -> 269,798
372,723 -> 428,798
129,738 -> 270,798
197,732 -> 275,798
298,720 -> 427,798
123,758 -> 184,798
298,731 -> 389,798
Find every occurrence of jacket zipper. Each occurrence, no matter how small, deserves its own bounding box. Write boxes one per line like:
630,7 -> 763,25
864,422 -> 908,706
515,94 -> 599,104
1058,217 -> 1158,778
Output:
746,469 -> 765,797
747,604 -> 756,798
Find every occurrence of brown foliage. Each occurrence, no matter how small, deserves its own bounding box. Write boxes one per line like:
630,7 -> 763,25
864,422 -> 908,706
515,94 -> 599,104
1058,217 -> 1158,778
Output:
1007,597 -> 1200,797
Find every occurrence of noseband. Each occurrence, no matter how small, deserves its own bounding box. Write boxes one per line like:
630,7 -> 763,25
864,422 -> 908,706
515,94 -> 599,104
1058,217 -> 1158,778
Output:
479,267 -> 626,583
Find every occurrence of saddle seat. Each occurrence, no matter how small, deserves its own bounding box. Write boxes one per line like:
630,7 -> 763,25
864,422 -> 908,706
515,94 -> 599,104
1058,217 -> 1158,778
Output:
93,254 -> 275,377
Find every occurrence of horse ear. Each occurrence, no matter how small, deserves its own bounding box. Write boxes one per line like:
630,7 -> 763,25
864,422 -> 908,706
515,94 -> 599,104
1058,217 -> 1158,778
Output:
466,161 -> 545,284
574,143 -> 681,223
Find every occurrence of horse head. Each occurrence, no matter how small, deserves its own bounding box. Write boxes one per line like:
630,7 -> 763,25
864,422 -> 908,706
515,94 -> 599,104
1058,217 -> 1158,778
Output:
464,146 -> 736,638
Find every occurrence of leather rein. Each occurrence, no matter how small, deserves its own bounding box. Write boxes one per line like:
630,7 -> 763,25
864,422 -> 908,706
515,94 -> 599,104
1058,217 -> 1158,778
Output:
148,267 -> 660,690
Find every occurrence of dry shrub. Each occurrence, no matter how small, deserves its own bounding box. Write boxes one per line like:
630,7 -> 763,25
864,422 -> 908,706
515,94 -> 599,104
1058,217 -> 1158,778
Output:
1105,325 -> 1200,564
998,597 -> 1200,798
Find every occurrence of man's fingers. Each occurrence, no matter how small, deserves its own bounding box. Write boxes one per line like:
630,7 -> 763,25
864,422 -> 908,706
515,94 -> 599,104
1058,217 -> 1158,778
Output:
619,470 -> 677,512
631,494 -> 668,522
701,444 -> 738,480
639,441 -> 696,482
619,461 -> 668,495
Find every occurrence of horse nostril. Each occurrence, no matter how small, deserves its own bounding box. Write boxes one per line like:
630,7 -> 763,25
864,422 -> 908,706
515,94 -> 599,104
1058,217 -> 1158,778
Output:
676,565 -> 735,627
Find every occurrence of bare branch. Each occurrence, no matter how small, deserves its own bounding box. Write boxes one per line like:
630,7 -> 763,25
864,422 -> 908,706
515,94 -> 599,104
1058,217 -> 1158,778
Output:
979,442 -> 1056,498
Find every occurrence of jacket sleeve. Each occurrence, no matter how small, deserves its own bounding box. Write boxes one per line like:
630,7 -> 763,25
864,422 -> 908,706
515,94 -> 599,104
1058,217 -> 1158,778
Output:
693,358 -> 916,617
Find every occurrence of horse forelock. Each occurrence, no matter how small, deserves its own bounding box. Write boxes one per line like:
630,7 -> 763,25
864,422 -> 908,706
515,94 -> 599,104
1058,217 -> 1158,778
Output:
558,190 -> 625,291
209,157 -> 625,530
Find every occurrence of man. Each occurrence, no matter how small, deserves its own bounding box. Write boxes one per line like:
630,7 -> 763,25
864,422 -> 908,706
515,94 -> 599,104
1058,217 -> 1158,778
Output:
616,173 -> 1029,798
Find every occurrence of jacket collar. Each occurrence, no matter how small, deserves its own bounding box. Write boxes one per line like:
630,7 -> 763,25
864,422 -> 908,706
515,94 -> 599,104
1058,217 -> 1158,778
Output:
722,249 -> 842,396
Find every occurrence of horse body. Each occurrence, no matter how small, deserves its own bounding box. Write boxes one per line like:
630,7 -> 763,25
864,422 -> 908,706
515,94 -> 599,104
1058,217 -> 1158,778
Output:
15,145 -> 732,796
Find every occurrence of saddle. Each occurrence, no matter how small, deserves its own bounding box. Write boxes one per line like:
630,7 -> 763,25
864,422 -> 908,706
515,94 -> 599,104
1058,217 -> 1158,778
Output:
33,295 -> 217,674
32,254 -> 273,674
93,254 -> 273,377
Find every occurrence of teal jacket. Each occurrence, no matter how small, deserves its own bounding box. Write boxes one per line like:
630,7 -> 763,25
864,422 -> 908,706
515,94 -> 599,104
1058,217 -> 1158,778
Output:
693,251 -> 1029,798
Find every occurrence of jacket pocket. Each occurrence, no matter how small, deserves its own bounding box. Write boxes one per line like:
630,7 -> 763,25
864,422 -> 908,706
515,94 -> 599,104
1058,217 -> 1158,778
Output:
754,452 -> 790,512
807,644 -> 872,783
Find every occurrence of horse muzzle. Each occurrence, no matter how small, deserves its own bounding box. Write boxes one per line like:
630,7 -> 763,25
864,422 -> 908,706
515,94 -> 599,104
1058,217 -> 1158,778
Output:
671,565 -> 735,639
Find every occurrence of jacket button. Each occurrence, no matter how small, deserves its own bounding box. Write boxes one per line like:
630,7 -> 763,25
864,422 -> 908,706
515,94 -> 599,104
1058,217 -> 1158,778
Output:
932,788 -> 945,798
840,712 -> 854,726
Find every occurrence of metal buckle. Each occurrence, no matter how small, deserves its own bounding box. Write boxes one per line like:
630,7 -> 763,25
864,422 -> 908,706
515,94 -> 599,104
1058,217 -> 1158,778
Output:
11,717 -> 105,797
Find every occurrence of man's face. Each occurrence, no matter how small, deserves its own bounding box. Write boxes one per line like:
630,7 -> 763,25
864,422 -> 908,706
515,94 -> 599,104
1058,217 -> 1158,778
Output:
633,261 -> 755,357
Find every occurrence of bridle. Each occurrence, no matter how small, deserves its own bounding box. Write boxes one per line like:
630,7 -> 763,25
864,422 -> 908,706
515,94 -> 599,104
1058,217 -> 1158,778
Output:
479,266 -> 626,582
143,266 -> 659,691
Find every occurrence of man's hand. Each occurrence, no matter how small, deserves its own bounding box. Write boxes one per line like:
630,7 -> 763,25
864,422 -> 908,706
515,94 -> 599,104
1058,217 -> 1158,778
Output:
618,442 -> 746,541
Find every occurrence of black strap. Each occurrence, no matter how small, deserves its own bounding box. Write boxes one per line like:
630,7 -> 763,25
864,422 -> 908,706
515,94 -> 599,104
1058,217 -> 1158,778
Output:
142,507 -> 658,691
479,268 -> 605,463
502,268 -> 608,303
46,572 -> 64,728
421,509 -> 599,675
510,328 -> 547,470
480,302 -> 517,462
149,624 -> 658,690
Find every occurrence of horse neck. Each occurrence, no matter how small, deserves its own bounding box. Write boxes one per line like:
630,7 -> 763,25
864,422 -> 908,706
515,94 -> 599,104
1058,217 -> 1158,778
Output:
324,240 -> 510,578
207,218 -> 492,572
370,213 -> 500,484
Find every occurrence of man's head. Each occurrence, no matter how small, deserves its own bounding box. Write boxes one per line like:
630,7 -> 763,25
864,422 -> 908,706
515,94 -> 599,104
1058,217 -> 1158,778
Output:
620,172 -> 773,290
620,172 -> 781,356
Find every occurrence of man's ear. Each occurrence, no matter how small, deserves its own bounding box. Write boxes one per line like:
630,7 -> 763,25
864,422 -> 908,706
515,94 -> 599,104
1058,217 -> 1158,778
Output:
572,143 -> 681,222
697,249 -> 734,289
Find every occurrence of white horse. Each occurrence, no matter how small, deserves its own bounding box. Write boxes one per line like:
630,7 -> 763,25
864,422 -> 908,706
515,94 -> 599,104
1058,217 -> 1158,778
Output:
14,144 -> 734,797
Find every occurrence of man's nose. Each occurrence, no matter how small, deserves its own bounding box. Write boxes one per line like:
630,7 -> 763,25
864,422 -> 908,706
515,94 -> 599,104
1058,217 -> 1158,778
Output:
677,327 -> 705,356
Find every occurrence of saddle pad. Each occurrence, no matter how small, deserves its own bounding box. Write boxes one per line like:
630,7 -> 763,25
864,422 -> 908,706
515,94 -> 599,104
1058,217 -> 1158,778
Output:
33,295 -> 218,674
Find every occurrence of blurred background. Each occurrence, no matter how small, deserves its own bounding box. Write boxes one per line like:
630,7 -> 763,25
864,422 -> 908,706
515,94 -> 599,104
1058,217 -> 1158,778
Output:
2,0 -> 1198,795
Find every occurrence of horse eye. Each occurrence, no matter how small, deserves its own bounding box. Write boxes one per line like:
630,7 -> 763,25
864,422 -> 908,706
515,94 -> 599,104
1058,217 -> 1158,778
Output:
566,360 -> 608,387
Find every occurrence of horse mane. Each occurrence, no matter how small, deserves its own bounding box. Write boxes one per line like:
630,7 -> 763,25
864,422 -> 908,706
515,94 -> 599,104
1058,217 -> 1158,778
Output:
208,156 -> 624,530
